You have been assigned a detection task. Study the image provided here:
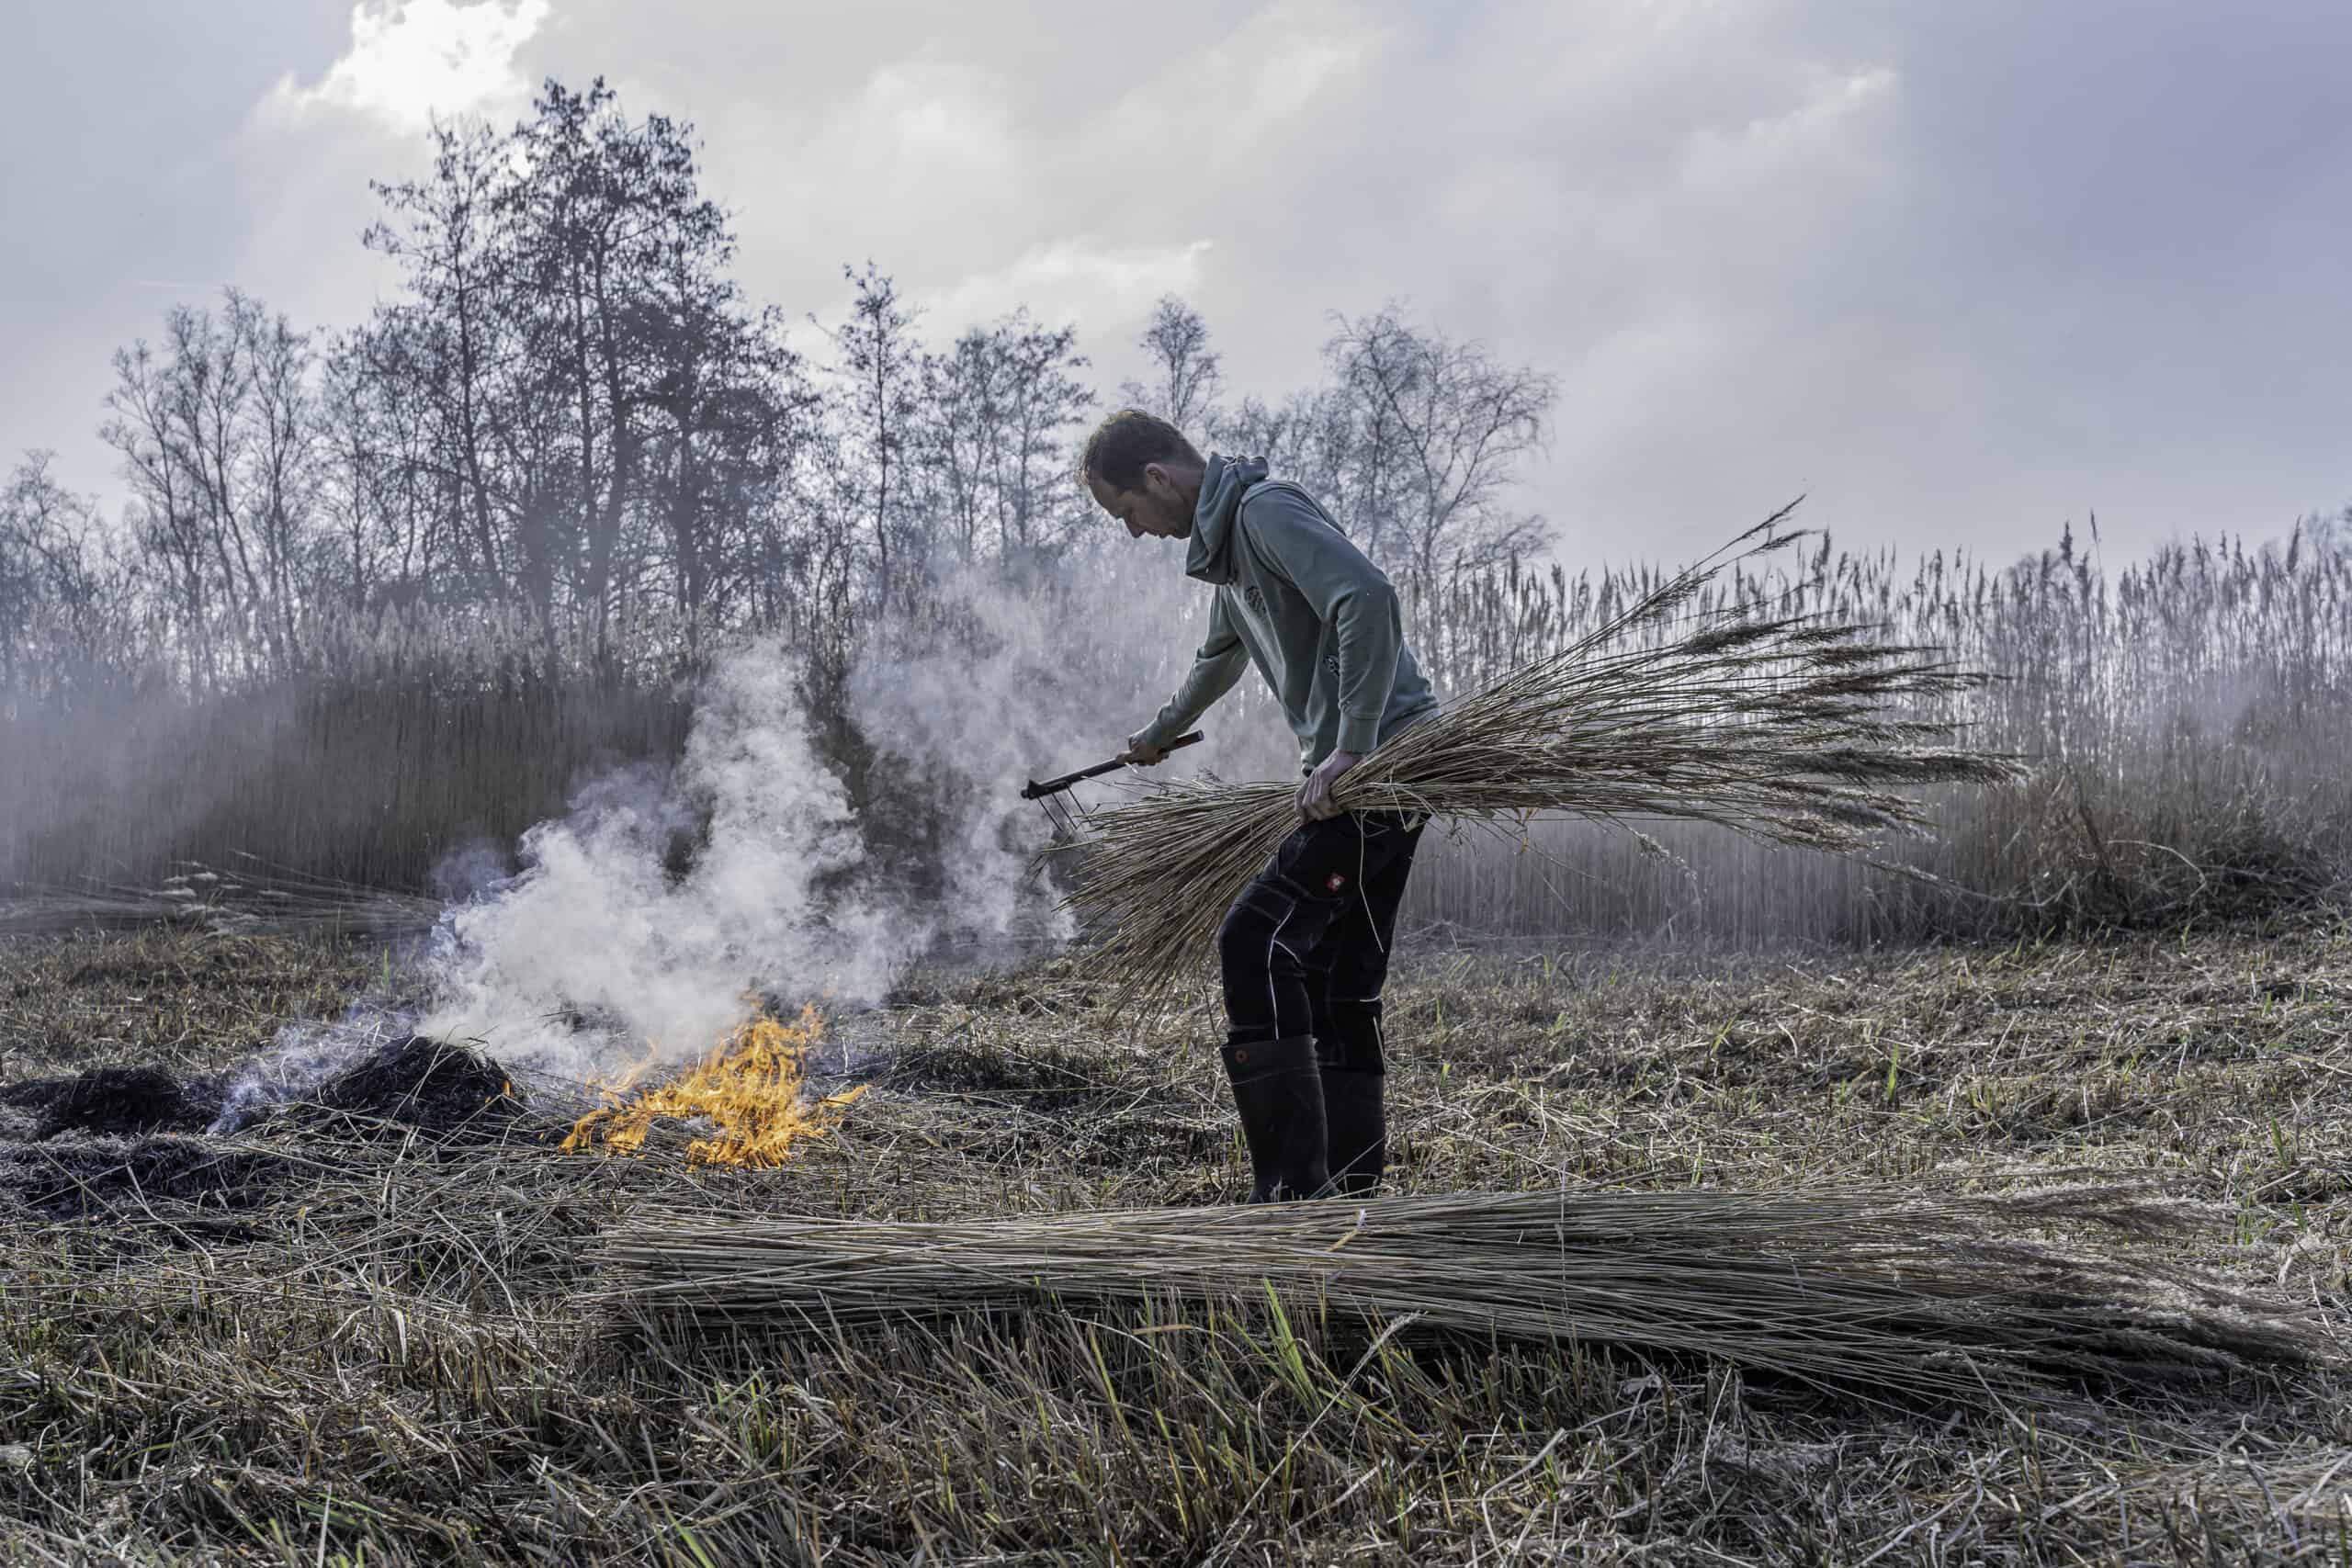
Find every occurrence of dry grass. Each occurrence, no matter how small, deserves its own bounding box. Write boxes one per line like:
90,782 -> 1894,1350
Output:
0,920 -> 2347,1562
0,928 -> 387,1084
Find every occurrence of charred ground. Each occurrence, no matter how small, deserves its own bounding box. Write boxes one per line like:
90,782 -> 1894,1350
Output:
0,921 -> 2347,1563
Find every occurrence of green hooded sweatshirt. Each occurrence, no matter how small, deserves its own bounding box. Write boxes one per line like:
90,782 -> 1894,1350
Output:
1136,454 -> 1438,773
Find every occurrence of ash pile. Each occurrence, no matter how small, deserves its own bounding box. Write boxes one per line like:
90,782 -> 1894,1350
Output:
0,1036 -> 530,1224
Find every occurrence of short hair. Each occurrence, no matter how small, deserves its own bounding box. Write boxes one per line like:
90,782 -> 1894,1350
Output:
1079,409 -> 1202,494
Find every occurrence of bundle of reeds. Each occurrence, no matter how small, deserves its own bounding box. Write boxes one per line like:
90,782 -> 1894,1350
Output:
602,1187 -> 2321,1402
1058,512 -> 2027,996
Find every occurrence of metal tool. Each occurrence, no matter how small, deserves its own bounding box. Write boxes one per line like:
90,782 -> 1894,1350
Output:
1020,731 -> 1203,837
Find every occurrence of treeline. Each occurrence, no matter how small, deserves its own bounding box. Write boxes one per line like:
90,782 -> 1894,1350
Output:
0,78 -> 1554,697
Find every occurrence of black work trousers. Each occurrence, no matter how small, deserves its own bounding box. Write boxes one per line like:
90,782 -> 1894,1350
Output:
1216,809 -> 1424,1073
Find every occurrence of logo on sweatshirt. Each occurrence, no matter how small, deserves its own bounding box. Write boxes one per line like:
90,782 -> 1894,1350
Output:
1327,872 -> 1348,894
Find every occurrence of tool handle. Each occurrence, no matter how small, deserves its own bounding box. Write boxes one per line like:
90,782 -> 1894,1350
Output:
1097,729 -> 1204,777
1021,732 -> 1204,799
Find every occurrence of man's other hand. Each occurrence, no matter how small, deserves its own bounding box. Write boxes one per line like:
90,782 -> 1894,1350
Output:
1120,730 -> 1172,766
1297,749 -> 1362,821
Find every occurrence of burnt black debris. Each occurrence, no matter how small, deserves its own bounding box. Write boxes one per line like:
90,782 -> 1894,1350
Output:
309,1035 -> 523,1134
0,1035 -> 531,1232
7,1066 -> 223,1139
6,1136 -> 291,1223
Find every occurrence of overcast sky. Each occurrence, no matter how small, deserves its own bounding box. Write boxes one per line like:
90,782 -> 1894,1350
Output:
5,1 -> 2348,567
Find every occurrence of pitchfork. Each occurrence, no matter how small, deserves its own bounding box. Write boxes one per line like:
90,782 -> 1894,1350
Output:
1020,731 -> 1203,838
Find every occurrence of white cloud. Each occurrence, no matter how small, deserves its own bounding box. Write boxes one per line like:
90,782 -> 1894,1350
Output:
257,0 -> 549,137
1081,0 -> 1389,191
781,237 -> 1212,378
915,239 -> 1216,339
1677,64 -> 1900,187
855,61 -> 1018,179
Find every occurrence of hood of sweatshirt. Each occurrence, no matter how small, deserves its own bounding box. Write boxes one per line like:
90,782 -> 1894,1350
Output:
1183,453 -> 1270,586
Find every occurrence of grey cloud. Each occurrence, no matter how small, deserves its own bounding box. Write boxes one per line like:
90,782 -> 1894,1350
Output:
6,0 -> 2349,565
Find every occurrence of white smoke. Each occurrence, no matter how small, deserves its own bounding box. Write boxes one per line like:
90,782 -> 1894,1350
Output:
209,998 -> 420,1134
316,549 -> 1285,1084
843,584 -> 1106,953
420,642 -> 922,1071
838,556 -> 1298,955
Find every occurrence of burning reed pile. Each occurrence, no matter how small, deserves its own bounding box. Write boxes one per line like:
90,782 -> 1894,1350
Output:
602,1186 -> 2328,1404
0,994 -> 867,1232
561,1006 -> 866,1168
1060,513 -> 2027,995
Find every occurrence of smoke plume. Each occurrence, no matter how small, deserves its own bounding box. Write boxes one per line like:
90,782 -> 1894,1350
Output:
415,558 -> 1242,1075
417,643 -> 914,1071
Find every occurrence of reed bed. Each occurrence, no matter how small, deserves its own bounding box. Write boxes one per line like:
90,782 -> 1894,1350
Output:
12,513 -> 2350,947
601,1186 -> 2324,1403
1063,516 -> 2026,995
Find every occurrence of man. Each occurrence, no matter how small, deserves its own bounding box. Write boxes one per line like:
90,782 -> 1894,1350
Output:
1080,409 -> 1438,1202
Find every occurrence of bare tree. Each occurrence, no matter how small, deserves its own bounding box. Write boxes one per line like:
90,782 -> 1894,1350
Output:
362,120 -> 523,611
507,79 -> 736,671
101,290 -> 322,682
922,325 -> 1010,566
104,339 -> 214,682
59,74 -> 1579,705
1119,294 -> 1223,434
243,296 -> 322,668
319,322 -> 444,616
643,291 -> 818,658
1214,386 -> 1354,505
1326,306 -> 1556,592
0,454 -> 117,687
821,263 -> 924,618
987,311 -> 1094,567
342,82 -> 810,672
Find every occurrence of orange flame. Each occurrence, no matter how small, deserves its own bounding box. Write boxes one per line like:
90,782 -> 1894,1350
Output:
561,1003 -> 866,1168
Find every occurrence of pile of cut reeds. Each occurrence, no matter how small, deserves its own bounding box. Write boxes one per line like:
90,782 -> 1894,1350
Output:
1058,510 -> 2026,997
601,1187 -> 2323,1402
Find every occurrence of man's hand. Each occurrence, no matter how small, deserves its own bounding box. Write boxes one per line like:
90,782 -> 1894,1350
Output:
1296,749 -> 1363,821
1119,729 -> 1172,766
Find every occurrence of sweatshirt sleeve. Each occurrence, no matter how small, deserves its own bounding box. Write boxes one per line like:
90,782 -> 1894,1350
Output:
1137,593 -> 1250,749
1240,487 -> 1403,756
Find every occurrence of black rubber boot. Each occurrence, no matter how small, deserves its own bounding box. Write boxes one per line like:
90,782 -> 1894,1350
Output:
1320,1067 -> 1385,1197
1220,1036 -> 1329,1201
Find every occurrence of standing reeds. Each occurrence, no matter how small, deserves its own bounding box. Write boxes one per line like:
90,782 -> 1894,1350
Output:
13,507 -> 2352,942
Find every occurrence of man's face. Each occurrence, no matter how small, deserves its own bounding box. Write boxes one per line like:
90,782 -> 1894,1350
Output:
1089,466 -> 1192,540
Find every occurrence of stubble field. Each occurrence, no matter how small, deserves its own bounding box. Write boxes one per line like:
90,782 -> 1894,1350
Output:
0,919 -> 2347,1565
